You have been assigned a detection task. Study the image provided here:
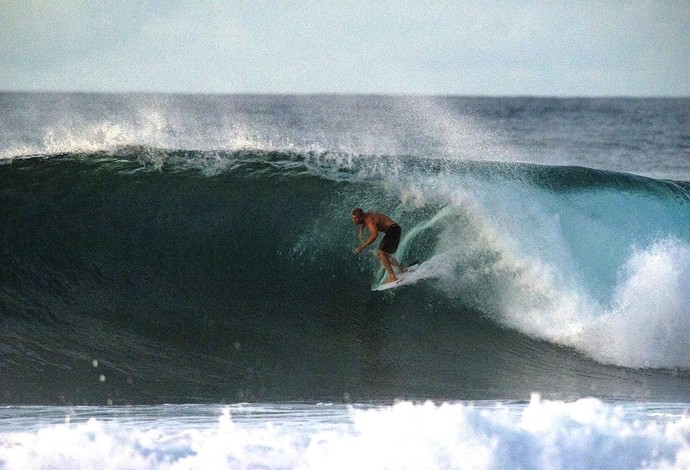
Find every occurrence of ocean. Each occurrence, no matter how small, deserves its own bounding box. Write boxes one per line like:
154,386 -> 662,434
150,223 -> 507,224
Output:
1,93 -> 689,468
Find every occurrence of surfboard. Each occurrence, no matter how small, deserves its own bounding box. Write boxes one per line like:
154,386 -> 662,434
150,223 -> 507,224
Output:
372,263 -> 419,291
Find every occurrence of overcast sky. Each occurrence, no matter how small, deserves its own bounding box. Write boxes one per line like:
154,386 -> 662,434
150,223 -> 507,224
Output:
1,0 -> 688,96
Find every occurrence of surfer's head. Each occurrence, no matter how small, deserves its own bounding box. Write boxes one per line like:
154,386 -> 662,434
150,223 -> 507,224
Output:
351,207 -> 365,224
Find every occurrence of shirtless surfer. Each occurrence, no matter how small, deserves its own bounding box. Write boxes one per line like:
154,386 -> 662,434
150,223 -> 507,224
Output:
351,208 -> 406,284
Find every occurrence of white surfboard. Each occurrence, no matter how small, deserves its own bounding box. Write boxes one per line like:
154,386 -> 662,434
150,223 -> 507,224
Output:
372,263 -> 420,291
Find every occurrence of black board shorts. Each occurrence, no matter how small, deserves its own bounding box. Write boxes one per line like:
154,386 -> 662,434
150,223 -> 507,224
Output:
379,224 -> 401,254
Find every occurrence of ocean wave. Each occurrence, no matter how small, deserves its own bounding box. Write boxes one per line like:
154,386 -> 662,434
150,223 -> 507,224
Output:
1,149 -> 689,404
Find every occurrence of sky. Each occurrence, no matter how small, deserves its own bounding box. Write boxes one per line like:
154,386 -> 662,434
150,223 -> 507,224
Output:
1,0 -> 688,96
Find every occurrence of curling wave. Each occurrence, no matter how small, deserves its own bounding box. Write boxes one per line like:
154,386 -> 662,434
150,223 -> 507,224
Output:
1,148 -> 689,404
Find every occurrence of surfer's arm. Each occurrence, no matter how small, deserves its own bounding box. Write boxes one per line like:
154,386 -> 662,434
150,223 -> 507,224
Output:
353,227 -> 378,254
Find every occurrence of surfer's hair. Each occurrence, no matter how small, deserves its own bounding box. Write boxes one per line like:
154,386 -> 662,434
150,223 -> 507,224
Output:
352,208 -> 364,218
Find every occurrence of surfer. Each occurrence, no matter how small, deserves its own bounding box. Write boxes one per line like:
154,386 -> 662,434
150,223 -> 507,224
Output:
351,208 -> 406,284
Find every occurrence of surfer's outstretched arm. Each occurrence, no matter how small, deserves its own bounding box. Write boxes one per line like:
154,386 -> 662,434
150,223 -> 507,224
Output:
353,228 -> 378,254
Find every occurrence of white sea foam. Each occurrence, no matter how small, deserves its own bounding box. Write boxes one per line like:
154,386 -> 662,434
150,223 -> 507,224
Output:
0,398 -> 689,469
473,231 -> 690,370
584,238 -> 690,368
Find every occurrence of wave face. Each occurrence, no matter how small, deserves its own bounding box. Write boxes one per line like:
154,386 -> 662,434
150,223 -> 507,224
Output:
1,147 -> 690,405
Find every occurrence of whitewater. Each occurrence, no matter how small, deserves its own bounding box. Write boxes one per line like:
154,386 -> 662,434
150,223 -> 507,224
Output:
1,93 -> 689,468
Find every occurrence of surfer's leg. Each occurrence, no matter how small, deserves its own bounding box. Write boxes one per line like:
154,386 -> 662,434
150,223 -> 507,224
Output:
377,249 -> 398,283
378,225 -> 404,275
390,256 -> 406,273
